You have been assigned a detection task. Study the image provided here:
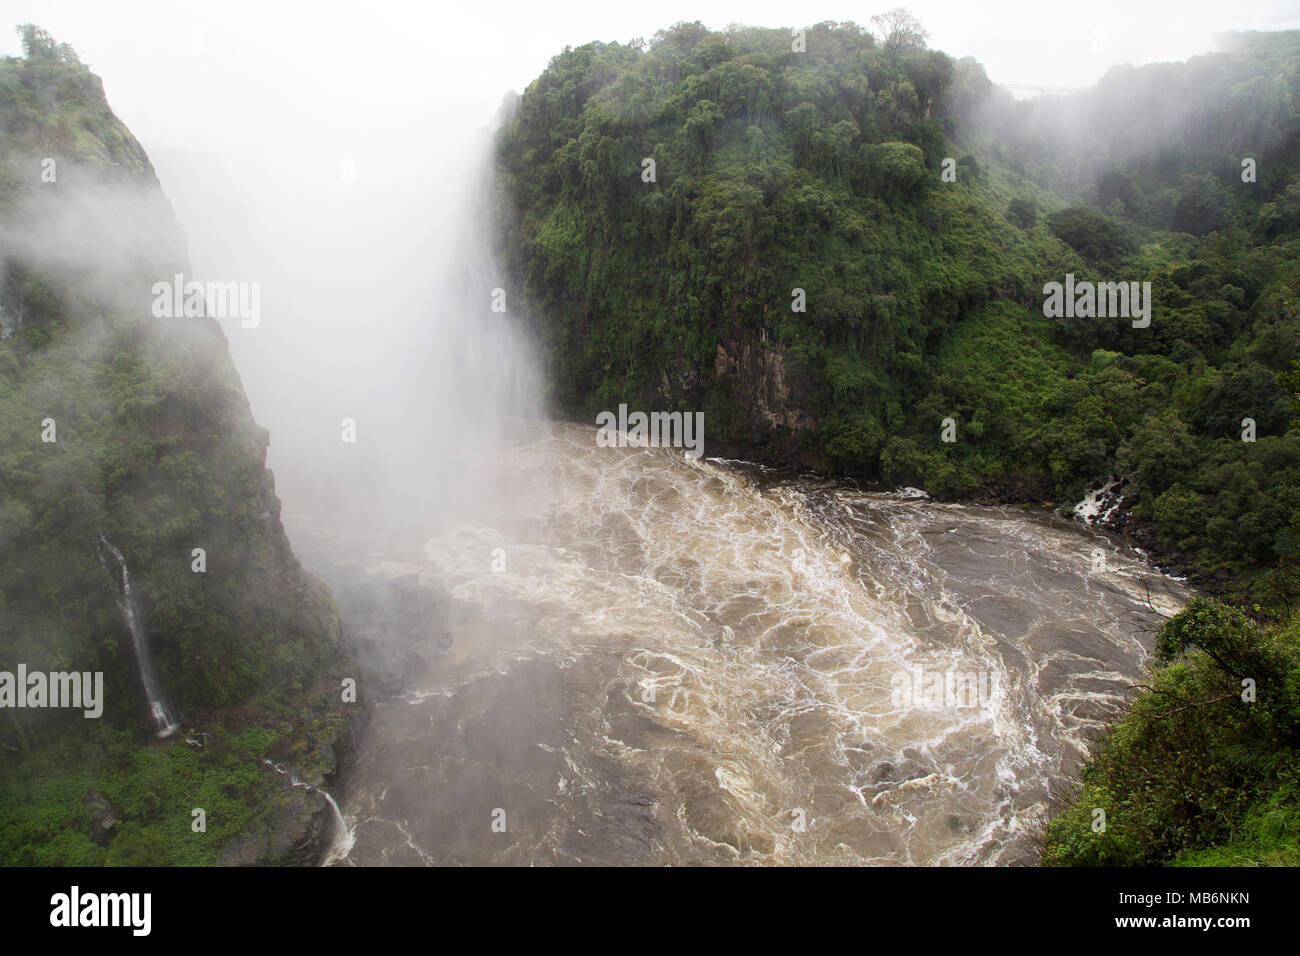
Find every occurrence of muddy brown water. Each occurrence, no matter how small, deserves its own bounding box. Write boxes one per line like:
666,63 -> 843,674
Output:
285,421 -> 1189,866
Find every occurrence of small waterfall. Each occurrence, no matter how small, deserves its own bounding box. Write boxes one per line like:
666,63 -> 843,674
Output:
317,791 -> 356,866
261,760 -> 355,866
0,287 -> 14,340
95,535 -> 180,738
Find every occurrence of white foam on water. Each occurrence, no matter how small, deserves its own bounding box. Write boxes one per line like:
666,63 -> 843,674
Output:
324,424 -> 1192,865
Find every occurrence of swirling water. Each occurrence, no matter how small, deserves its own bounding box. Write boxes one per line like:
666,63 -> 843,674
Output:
289,421 -> 1188,866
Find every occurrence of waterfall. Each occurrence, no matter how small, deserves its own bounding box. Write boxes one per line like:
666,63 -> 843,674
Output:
95,535 -> 180,738
0,286 -> 13,340
261,760 -> 355,866
317,790 -> 356,866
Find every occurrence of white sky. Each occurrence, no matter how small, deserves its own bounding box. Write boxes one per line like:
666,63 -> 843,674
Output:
3,0 -> 1298,157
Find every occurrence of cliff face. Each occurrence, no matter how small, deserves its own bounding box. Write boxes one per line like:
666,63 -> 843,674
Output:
0,36 -> 356,865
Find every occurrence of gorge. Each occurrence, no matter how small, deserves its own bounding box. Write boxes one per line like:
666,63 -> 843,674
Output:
1,10 -> 1298,870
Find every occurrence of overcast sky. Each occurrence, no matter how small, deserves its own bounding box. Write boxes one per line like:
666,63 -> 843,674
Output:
5,0 -> 1300,158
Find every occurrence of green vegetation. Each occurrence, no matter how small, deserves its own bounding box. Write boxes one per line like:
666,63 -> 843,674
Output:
0,28 -> 352,865
495,16 -> 1300,865
1042,599 -> 1300,866
0,706 -> 350,865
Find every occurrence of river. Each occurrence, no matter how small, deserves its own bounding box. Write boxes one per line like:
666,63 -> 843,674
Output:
283,419 -> 1189,866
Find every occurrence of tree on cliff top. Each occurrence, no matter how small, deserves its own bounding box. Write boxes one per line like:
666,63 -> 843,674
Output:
871,7 -> 930,61
15,24 -> 80,64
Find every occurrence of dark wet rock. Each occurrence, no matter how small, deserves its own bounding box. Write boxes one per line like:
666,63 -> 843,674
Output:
83,790 -> 121,846
219,789 -> 323,867
1076,477 -> 1221,594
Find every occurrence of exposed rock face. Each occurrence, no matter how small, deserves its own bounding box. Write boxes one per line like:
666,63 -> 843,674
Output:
701,338 -> 816,466
83,790 -> 121,846
714,340 -> 814,435
219,788 -> 323,867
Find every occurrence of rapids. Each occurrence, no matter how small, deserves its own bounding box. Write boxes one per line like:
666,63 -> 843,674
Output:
288,421 -> 1188,866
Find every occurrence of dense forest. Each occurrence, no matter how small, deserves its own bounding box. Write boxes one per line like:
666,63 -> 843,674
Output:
494,16 -> 1300,865
0,27 -> 354,865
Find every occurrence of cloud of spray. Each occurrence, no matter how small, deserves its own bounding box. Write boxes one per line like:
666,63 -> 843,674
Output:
145,75 -> 543,549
